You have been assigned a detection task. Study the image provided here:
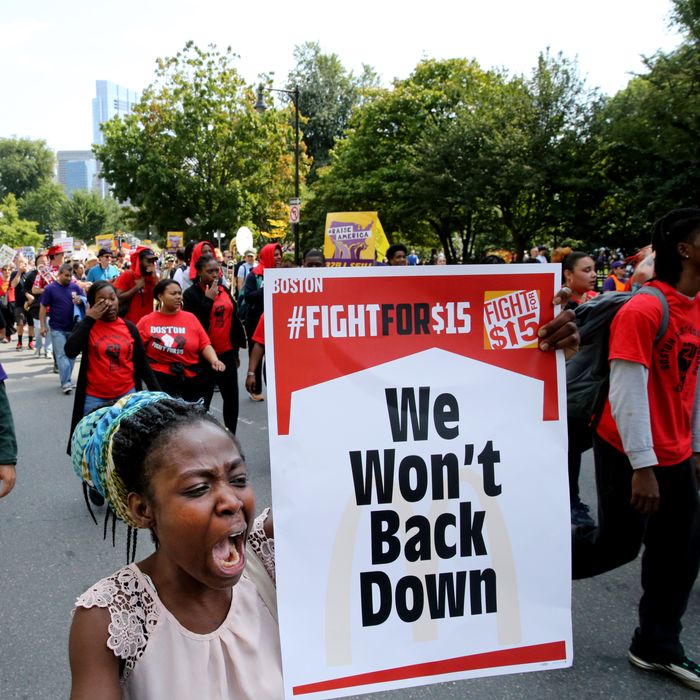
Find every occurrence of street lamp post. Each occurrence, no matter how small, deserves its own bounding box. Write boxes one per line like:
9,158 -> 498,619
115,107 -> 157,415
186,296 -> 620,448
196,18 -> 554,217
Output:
255,84 -> 301,266
213,231 -> 226,250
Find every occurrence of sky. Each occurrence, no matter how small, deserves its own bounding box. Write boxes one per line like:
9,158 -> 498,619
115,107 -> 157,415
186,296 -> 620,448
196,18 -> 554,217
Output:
1,0 -> 682,153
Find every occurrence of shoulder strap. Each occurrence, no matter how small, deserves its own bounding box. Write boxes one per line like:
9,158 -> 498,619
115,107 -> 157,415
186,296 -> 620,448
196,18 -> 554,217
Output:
635,285 -> 669,343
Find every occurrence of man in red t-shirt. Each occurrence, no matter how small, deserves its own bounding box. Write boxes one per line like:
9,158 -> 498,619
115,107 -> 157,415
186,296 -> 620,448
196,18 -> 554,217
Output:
114,247 -> 158,324
573,208 -> 700,690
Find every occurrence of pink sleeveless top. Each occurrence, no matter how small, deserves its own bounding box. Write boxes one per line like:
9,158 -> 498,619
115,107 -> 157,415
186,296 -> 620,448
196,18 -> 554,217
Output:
75,514 -> 282,699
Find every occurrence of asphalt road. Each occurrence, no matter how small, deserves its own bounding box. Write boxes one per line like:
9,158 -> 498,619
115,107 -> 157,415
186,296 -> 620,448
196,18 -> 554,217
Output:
0,342 -> 698,699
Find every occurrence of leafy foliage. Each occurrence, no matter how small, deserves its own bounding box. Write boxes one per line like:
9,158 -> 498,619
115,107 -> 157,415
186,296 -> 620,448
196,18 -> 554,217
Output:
592,0 -> 700,248
59,191 -> 126,240
286,42 -> 379,181
307,54 -> 600,260
0,194 -> 42,247
95,42 -> 303,244
18,182 -> 67,234
0,138 -> 55,200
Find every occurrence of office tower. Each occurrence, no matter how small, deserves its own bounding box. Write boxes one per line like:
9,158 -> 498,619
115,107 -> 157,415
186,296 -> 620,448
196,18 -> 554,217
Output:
92,80 -> 139,196
56,150 -> 98,198
92,80 -> 139,146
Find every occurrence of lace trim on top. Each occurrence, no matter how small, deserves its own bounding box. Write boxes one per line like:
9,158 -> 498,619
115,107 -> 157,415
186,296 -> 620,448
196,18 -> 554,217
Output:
75,565 -> 158,683
248,507 -> 275,583
74,510 -> 275,682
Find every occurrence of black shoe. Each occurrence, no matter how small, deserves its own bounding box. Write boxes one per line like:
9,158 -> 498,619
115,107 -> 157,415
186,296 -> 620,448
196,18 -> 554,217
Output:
571,501 -> 595,528
629,650 -> 700,691
88,486 -> 105,507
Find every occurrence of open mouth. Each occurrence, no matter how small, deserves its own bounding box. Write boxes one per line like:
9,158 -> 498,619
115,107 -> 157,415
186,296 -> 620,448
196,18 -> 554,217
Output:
212,528 -> 246,572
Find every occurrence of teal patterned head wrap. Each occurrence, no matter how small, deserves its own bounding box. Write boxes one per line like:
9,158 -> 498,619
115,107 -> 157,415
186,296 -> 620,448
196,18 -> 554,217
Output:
71,391 -> 171,528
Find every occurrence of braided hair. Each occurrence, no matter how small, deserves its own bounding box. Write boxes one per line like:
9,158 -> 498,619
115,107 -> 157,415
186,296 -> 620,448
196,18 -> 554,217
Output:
71,392 -> 241,560
651,208 -> 700,286
111,398 -> 222,499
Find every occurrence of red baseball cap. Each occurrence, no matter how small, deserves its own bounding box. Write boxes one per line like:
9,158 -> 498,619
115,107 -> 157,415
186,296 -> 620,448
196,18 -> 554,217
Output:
47,245 -> 65,257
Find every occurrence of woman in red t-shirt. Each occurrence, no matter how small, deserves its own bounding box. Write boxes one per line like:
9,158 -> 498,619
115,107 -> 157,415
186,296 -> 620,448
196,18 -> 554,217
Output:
182,255 -> 246,434
65,281 -> 161,506
0,264 -> 16,343
137,279 -> 225,402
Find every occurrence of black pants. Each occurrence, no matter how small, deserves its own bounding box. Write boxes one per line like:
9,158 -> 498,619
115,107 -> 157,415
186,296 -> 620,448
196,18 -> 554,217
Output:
568,416 -> 593,505
202,349 -> 239,434
573,435 -> 700,662
153,370 -> 210,403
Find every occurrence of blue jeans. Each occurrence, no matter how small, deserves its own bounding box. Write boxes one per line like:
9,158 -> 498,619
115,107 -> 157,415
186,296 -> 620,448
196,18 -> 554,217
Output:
50,328 -> 74,387
33,317 -> 52,354
83,388 -> 135,416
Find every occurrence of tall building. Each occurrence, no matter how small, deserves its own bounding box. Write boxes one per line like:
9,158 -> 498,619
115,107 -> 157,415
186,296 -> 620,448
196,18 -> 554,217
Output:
92,80 -> 139,196
92,80 -> 139,146
56,151 -> 98,198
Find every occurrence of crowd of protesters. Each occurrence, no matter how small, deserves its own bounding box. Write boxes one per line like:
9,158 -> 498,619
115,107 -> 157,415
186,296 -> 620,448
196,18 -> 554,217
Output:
1,209 -> 700,697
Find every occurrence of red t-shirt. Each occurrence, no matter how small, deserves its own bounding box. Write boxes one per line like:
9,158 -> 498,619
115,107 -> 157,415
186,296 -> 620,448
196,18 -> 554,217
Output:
137,310 -> 211,378
597,280 -> 700,465
86,319 -> 136,398
0,278 -> 14,302
33,265 -> 58,291
207,286 -> 234,355
113,270 -> 156,324
252,313 -> 265,345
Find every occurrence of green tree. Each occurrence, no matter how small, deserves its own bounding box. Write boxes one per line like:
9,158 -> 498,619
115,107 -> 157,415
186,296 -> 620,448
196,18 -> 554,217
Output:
286,42 -> 379,181
0,138 -> 55,200
0,194 -> 42,248
18,182 -> 67,234
60,191 -> 113,240
96,42 -> 301,243
307,55 -> 599,260
592,0 -> 700,247
483,51 -> 602,257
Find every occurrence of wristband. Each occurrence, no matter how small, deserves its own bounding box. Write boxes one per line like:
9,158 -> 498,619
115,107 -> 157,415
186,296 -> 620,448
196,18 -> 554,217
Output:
247,371 -> 255,377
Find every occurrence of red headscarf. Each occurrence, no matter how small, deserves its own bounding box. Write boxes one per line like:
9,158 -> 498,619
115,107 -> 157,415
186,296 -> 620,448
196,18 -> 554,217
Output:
188,240 -> 216,280
253,243 -> 282,276
129,246 -> 156,279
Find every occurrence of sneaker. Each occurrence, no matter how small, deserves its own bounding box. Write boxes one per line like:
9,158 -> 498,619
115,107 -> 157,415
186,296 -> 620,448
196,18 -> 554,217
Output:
62,384 -> 72,394
629,651 -> 700,691
27,340 -> 35,350
15,341 -> 22,351
571,501 -> 595,528
249,393 -> 265,402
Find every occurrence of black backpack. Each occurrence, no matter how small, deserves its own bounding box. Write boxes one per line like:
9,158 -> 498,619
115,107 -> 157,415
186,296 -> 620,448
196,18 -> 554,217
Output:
566,285 -> 669,423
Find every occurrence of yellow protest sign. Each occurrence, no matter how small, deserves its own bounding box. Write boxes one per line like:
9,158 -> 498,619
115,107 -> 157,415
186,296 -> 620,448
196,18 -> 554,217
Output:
323,212 -> 389,267
166,231 -> 184,251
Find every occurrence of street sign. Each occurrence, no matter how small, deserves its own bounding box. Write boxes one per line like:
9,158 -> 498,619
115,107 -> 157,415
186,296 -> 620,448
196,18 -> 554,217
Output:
289,203 -> 300,224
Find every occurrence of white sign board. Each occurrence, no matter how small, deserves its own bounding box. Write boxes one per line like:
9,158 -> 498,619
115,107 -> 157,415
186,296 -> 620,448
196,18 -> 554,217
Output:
0,244 -> 16,267
265,265 -> 572,699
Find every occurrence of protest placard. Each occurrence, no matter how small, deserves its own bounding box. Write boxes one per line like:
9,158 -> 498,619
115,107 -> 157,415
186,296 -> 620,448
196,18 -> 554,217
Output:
0,244 -> 16,267
265,265 -> 571,699
323,212 -> 390,267
95,234 -> 115,251
53,236 -> 74,255
166,231 -> 184,252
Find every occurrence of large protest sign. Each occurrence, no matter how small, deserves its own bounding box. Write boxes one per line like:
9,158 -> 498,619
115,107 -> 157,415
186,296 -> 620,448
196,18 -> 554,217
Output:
323,212 -> 390,267
265,265 -> 571,699
0,244 -> 16,267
